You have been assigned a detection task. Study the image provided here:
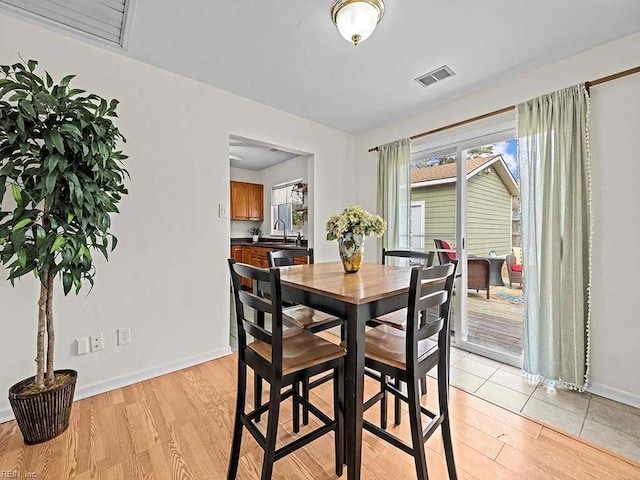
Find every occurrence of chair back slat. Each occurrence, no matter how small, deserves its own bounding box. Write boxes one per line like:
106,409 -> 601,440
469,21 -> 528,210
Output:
267,248 -> 314,267
382,248 -> 434,267
405,261 -> 457,372
228,259 -> 285,372
241,319 -> 272,344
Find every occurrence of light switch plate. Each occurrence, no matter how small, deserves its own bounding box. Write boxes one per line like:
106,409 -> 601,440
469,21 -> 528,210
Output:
76,337 -> 89,355
218,204 -> 227,218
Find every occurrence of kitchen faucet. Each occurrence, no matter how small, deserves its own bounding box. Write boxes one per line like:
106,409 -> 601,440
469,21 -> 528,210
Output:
273,219 -> 287,243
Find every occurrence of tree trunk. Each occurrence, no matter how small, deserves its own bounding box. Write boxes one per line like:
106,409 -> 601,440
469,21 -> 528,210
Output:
45,270 -> 55,387
35,278 -> 47,390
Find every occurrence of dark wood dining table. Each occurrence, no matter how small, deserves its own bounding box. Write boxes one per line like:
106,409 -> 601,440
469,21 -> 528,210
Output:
277,261 -> 415,480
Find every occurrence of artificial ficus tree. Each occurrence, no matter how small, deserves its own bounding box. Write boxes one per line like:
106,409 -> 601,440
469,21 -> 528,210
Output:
0,59 -> 128,390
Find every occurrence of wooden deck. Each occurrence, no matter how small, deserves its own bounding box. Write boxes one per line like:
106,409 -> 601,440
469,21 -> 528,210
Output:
454,282 -> 524,357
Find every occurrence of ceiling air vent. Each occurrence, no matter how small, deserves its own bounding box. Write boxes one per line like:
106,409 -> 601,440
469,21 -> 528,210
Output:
415,65 -> 455,88
0,0 -> 131,47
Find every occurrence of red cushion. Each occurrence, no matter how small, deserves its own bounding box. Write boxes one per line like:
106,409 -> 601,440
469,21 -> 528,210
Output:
441,239 -> 456,259
512,264 -> 523,272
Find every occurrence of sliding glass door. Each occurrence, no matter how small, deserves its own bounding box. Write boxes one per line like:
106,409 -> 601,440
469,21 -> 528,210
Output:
410,130 -> 522,366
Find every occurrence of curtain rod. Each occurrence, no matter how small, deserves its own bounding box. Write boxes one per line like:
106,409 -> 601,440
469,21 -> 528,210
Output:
368,65 -> 640,153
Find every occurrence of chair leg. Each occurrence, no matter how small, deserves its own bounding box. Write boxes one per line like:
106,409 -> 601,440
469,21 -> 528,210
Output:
292,381 -> 300,434
438,364 -> 457,480
420,375 -> 428,396
227,359 -> 247,480
302,378 -> 310,425
333,362 -> 344,476
261,379 -> 282,480
254,371 -> 262,423
407,376 -> 429,480
394,377 -> 402,426
380,374 -> 388,430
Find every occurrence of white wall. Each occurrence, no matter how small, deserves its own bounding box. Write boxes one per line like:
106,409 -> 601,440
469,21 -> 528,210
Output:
355,32 -> 640,406
0,13 -> 355,419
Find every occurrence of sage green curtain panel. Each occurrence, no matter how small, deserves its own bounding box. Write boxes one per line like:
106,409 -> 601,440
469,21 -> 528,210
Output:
517,84 -> 592,390
377,139 -> 411,262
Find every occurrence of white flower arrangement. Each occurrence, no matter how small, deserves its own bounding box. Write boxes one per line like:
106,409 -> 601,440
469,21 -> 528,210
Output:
325,206 -> 386,241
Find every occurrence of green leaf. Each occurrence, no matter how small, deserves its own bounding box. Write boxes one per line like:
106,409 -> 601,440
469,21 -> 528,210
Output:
50,129 -> 65,154
60,123 -> 82,138
50,236 -> 64,253
60,75 -> 76,88
67,213 -> 74,224
27,60 -> 37,72
45,71 -> 53,88
81,244 -> 92,261
62,272 -> 72,295
18,99 -> 36,118
17,248 -> 26,267
11,184 -> 21,205
13,218 -> 31,231
45,171 -> 57,194
0,176 -> 6,202
110,234 -> 118,252
45,153 -> 60,173
35,225 -> 45,246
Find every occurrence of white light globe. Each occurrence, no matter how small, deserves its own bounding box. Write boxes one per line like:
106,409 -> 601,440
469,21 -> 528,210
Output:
336,2 -> 379,45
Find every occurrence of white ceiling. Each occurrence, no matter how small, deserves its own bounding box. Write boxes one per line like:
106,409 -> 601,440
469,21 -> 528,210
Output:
229,137 -> 304,171
6,0 -> 640,134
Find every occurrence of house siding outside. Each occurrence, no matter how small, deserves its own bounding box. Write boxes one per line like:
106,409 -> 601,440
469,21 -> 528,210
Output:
411,166 -> 512,256
467,168 -> 512,256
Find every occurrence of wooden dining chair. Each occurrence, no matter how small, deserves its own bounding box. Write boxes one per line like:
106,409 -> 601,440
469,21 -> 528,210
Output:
266,248 -> 345,427
370,248 -> 436,330
366,248 -> 438,425
228,259 -> 345,480
362,262 -> 458,480
267,248 -> 344,335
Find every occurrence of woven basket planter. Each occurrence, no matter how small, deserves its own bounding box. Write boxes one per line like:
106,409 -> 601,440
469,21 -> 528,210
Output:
8,369 -> 77,445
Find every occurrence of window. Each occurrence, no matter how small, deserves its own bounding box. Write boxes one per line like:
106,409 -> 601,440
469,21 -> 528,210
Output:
271,179 -> 304,235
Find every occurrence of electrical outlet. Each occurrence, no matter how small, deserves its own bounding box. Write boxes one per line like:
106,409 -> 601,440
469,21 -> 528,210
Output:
90,333 -> 104,352
76,337 -> 89,355
218,204 -> 227,218
117,327 -> 131,346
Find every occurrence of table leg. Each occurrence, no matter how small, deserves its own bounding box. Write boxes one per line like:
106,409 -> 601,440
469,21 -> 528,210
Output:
345,303 -> 366,480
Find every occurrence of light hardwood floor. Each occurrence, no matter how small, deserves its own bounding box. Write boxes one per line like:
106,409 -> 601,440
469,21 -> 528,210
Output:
0,352 -> 638,480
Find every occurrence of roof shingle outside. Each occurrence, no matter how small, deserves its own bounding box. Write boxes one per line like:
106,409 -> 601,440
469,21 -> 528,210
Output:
411,155 -> 499,184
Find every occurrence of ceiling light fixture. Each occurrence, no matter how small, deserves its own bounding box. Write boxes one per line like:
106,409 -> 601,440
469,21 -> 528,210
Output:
229,154 -> 243,162
331,0 -> 385,46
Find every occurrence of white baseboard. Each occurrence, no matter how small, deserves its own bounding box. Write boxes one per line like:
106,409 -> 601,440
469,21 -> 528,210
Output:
588,382 -> 640,409
0,346 -> 233,424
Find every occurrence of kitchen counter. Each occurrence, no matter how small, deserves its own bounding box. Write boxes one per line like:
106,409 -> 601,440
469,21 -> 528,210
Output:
231,237 -> 308,249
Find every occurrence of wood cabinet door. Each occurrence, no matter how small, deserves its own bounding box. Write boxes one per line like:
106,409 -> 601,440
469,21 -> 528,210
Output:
230,246 -> 244,263
248,183 -> 264,221
230,181 -> 249,220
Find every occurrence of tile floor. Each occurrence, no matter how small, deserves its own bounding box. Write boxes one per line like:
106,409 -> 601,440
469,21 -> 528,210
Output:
442,346 -> 640,462
229,303 -> 640,463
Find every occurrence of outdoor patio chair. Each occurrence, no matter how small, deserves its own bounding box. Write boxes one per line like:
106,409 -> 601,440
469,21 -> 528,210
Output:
506,253 -> 523,288
434,239 -> 490,299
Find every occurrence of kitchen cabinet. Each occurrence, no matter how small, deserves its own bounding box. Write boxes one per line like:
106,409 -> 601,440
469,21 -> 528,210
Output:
230,245 -> 252,289
230,181 -> 263,221
230,243 -> 308,289
249,245 -> 308,268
